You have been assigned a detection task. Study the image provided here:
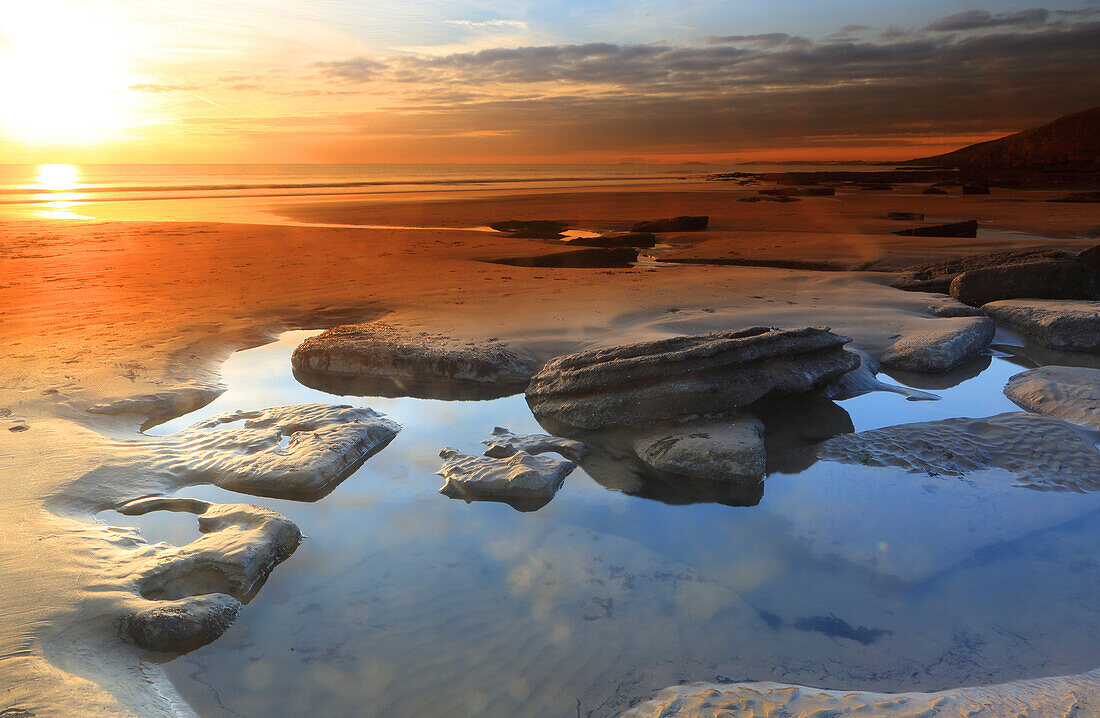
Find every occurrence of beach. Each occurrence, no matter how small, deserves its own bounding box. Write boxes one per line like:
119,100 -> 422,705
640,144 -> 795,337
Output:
3,175 -> 1100,716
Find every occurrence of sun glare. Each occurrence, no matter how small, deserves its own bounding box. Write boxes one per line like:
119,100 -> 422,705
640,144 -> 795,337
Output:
34,163 -> 80,191
0,3 -> 141,145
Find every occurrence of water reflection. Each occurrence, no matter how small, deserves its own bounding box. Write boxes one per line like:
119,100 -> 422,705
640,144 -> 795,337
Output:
30,164 -> 90,219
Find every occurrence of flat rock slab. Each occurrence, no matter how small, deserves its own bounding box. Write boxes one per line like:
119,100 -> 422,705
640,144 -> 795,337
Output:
292,322 -> 538,399
983,299 -> 1100,354
526,326 -> 859,431
156,404 -> 400,500
631,216 -> 708,232
437,448 -> 575,512
481,426 -> 585,462
818,412 -> 1100,492
631,413 -> 766,485
879,316 -> 995,373
115,498 -> 301,654
1005,366 -> 1100,430
950,260 -> 1100,307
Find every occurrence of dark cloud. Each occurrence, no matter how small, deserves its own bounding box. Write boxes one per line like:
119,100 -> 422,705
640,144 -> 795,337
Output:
925,8 -> 1050,32
706,33 -> 808,47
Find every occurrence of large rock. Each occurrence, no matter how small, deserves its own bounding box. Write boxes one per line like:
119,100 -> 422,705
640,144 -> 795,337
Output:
879,317 -> 995,373
949,260 -> 1100,306
488,247 -> 638,268
1004,366 -> 1100,430
437,448 -> 575,512
292,322 -> 538,400
1077,242 -> 1100,270
630,216 -> 708,233
480,426 -> 585,462
488,220 -> 568,238
891,249 -> 1074,293
153,404 -> 400,500
893,220 -> 977,238
632,413 -> 766,486
818,412 -> 1100,492
565,232 -> 656,248
526,326 -> 860,431
983,299 -> 1100,353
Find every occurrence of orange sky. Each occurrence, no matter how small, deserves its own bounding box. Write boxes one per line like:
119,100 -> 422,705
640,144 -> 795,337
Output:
0,0 -> 1096,164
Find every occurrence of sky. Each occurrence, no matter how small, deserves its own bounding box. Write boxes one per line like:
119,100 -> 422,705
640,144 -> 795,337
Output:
0,0 -> 1097,163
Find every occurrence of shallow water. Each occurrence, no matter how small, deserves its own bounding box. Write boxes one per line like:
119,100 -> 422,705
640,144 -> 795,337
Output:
114,331 -> 1100,717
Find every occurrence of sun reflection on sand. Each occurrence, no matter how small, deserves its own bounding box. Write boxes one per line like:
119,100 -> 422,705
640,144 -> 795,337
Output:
30,164 -> 90,219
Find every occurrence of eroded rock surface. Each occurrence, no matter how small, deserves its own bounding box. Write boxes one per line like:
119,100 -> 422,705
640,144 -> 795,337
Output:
879,316 -> 995,373
891,249 -> 1073,293
88,385 -> 225,429
818,412 -> 1100,491
437,448 -> 575,512
481,427 -> 585,462
115,497 -> 301,654
526,327 -> 859,431
950,260 -> 1100,307
824,350 -> 940,401
631,413 -> 766,486
1005,366 -> 1100,430
154,404 -> 400,500
893,219 -> 977,238
292,322 -> 538,399
621,672 -> 1100,718
983,299 -> 1100,353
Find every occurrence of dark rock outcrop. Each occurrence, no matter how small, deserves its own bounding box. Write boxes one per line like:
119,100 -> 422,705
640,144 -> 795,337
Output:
292,322 -> 538,400
886,212 -> 924,221
949,260 -> 1100,306
630,216 -> 709,233
488,247 -> 638,268
891,248 -> 1074,293
922,187 -> 948,195
983,299 -> 1100,353
1078,243 -> 1100,270
489,220 -> 568,238
893,220 -> 978,238
525,327 -> 859,431
566,232 -> 656,248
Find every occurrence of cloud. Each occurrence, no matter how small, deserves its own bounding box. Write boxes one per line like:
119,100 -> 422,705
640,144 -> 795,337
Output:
129,82 -> 199,92
444,20 -> 529,31
925,8 -> 1050,32
706,33 -> 807,48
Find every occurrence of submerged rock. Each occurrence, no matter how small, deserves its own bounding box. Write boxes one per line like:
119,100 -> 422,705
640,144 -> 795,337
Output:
156,404 -> 400,500
893,219 -> 978,238
526,326 -> 859,431
950,260 -> 1100,307
1004,366 -> 1100,430
480,426 -> 585,462
879,316 -> 995,373
891,249 -> 1073,294
488,220 -> 568,238
487,247 -> 638,268
116,497 -> 301,654
292,322 -> 538,400
630,216 -> 709,232
818,412 -> 1100,492
632,413 -> 766,486
565,232 -> 656,248
437,448 -> 575,512
984,299 -> 1100,353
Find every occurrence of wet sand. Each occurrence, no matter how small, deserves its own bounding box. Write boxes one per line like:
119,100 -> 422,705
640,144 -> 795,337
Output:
1,180 -> 1098,716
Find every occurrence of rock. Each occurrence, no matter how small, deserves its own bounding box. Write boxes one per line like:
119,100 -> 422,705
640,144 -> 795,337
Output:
879,317 -> 995,373
116,498 -> 301,653
823,350 -> 940,401
893,220 -> 978,238
88,385 -> 225,430
891,249 -> 1074,293
922,186 -> 948,194
749,396 -> 855,474
1004,366 -> 1100,430
565,232 -> 656,248
984,299 -> 1100,353
154,404 -> 400,500
632,413 -> 766,486
925,300 -> 983,317
481,426 -> 585,462
949,260 -> 1100,306
858,182 -> 893,190
292,322 -> 538,400
1052,191 -> 1100,203
1078,243 -> 1100,270
488,220 -> 568,238
526,326 -> 860,431
885,212 -> 924,221
737,196 -> 764,202
630,216 -> 708,232
759,188 -> 834,197
818,412 -> 1100,491
437,447 -> 575,511
119,594 -> 241,654
487,247 -> 637,268
963,184 -> 990,194
765,195 -> 799,202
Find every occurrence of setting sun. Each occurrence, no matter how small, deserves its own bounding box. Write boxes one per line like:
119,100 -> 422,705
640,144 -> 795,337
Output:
0,2 -> 140,145
34,163 -> 80,190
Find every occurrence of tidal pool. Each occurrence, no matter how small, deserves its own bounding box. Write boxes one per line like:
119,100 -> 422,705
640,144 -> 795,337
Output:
118,331 -> 1100,717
